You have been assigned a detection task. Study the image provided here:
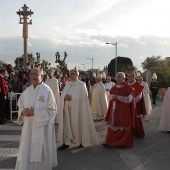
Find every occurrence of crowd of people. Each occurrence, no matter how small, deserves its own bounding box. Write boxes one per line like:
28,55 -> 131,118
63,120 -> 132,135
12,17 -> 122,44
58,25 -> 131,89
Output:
0,64 -> 168,170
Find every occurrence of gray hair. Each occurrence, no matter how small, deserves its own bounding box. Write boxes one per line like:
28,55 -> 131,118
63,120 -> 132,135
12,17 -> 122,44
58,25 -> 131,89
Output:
116,72 -> 125,78
69,69 -> 79,76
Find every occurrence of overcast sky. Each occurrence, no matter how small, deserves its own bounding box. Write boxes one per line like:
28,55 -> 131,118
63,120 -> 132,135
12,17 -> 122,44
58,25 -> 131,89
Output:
1,0 -> 170,71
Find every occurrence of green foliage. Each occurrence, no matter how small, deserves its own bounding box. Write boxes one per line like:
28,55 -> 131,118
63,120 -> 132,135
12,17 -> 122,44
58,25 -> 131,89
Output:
108,56 -> 136,76
152,67 -> 170,88
14,54 -> 50,70
14,56 -> 24,69
141,55 -> 162,71
141,55 -> 170,87
79,70 -> 89,76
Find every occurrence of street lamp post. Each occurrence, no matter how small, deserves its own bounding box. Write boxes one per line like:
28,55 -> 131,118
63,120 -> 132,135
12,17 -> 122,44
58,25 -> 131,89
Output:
106,42 -> 117,76
87,58 -> 93,72
80,63 -> 85,71
17,4 -> 34,69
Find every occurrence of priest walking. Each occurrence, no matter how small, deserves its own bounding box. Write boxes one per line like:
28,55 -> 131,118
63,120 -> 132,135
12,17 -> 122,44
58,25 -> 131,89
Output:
15,67 -> 57,170
103,72 -> 138,148
128,73 -> 146,138
57,69 -> 99,150
45,69 -> 60,123
137,76 -> 152,115
105,76 -> 115,102
91,74 -> 108,120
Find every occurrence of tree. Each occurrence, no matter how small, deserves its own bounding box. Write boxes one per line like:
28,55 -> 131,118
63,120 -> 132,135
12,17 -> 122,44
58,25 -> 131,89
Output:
14,53 -> 50,70
141,55 -> 166,71
108,56 -> 136,76
152,67 -> 170,87
14,53 -> 36,69
141,56 -> 170,87
14,56 -> 24,69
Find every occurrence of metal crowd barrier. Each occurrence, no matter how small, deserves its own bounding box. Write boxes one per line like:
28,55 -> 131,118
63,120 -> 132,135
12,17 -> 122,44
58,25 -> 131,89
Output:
9,93 -> 21,122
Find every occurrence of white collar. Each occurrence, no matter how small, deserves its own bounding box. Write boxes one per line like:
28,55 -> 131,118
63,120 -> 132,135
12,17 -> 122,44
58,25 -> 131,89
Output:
128,80 -> 136,85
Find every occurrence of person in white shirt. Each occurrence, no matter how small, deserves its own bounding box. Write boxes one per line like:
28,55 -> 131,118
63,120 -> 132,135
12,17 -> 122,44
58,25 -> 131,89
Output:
105,76 -> 115,102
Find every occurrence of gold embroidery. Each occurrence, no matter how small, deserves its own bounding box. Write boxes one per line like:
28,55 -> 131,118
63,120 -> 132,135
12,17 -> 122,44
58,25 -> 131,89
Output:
38,95 -> 45,102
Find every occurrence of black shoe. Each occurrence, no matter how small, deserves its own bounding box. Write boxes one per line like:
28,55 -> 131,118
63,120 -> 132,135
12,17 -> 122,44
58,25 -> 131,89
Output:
167,131 -> 170,133
102,143 -> 109,148
58,144 -> 69,150
79,143 -> 84,148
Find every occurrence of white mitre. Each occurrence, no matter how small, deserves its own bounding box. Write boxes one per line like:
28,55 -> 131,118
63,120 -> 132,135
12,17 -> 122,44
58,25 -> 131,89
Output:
152,73 -> 157,80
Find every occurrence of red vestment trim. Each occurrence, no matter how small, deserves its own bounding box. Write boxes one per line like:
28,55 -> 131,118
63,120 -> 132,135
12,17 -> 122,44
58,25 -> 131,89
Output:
105,127 -> 133,148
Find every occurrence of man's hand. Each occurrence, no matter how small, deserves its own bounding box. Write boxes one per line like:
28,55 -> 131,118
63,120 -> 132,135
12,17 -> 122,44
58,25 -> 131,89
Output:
64,95 -> 72,101
112,94 -> 118,100
21,108 -> 34,117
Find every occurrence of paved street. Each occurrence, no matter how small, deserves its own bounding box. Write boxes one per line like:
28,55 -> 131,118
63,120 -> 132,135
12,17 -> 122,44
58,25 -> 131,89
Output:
0,100 -> 170,170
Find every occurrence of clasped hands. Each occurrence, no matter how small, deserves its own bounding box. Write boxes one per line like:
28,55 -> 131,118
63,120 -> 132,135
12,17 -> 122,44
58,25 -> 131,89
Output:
64,94 -> 72,101
21,107 -> 34,117
112,94 -> 118,100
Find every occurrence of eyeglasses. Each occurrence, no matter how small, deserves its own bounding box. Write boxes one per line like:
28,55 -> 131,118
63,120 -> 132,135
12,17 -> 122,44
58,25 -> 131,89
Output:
29,73 -> 41,76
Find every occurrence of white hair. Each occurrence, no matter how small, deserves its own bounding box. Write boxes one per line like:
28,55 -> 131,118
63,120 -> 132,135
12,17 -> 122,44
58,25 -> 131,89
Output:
116,72 -> 125,78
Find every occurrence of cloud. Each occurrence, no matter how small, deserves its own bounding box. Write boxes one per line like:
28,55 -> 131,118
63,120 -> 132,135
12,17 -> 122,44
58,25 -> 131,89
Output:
1,33 -> 170,72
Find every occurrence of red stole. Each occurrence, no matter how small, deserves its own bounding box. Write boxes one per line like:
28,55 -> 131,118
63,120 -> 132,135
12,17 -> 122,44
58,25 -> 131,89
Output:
128,81 -> 146,115
128,81 -> 143,97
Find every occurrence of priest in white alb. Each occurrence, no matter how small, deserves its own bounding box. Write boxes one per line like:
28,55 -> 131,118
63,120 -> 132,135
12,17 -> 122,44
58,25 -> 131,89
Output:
45,69 -> 60,124
105,76 -> 115,102
57,69 -> 99,150
159,87 -> 170,133
15,67 -> 57,170
91,74 -> 108,120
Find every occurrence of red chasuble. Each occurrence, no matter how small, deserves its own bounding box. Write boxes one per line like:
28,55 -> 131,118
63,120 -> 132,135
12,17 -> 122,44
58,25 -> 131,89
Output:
128,81 -> 146,138
105,82 -> 138,128
128,81 -> 146,116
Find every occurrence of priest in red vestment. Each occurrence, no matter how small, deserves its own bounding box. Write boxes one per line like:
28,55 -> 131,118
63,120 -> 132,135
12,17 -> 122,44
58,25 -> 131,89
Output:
127,73 -> 146,138
102,72 -> 138,148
